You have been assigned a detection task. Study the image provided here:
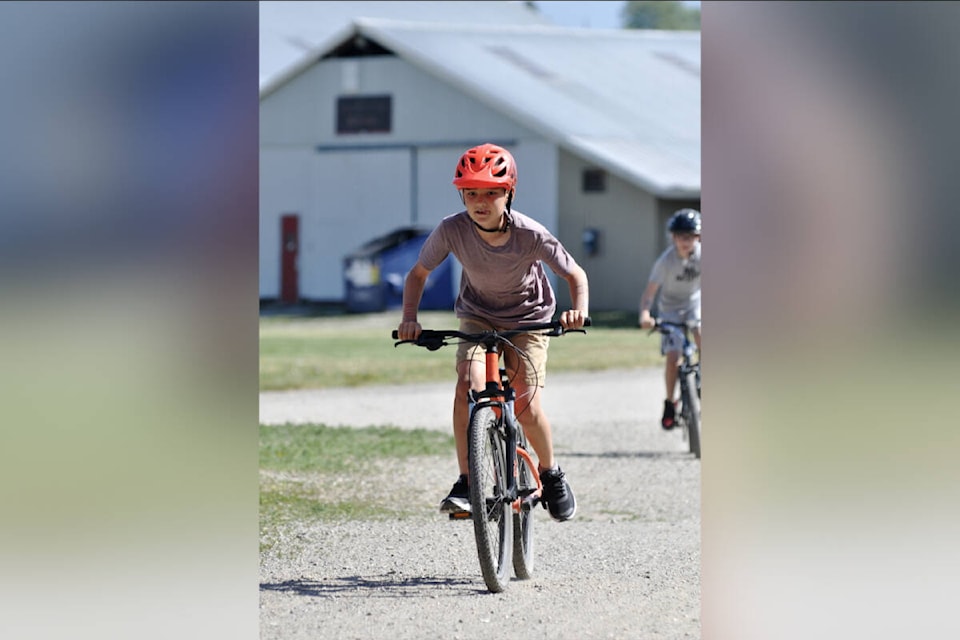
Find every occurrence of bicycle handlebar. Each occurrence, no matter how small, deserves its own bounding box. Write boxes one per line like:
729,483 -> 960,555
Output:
647,318 -> 695,341
653,318 -> 686,329
392,317 -> 592,348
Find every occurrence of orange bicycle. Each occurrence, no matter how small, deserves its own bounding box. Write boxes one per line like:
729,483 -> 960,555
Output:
393,317 -> 590,592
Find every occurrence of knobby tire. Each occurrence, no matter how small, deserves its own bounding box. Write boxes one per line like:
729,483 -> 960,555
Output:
681,372 -> 701,459
512,430 -> 536,579
468,406 -> 513,593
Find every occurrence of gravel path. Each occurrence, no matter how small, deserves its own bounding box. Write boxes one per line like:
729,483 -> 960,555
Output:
260,367 -> 701,639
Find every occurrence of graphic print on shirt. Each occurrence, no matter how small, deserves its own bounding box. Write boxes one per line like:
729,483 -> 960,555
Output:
675,263 -> 700,283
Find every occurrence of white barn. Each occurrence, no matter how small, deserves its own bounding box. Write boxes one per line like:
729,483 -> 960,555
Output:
260,4 -> 700,311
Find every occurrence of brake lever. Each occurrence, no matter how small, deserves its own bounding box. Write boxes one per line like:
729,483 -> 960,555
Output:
419,336 -> 447,351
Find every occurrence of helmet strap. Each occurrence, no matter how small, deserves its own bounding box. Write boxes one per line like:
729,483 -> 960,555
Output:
471,211 -> 510,233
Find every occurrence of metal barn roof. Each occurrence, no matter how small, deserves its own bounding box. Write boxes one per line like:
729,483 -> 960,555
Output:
261,12 -> 700,198
259,1 -> 551,91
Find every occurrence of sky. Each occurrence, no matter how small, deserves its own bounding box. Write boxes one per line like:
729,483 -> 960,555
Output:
526,1 -> 700,30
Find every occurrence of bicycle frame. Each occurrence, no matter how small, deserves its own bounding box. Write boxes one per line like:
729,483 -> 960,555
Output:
676,331 -> 700,396
465,341 -> 542,514
393,321 -> 579,511
393,318 -> 589,591
655,320 -> 699,391
653,319 -> 701,458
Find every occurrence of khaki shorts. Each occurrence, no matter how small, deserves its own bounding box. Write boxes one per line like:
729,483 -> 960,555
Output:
455,318 -> 550,388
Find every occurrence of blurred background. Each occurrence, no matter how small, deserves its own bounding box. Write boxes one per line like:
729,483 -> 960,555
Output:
0,3 -> 259,639
257,1 -> 700,315
3,1 -> 959,638
703,3 -> 960,639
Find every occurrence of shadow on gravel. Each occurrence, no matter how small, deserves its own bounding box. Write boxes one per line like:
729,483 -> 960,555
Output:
261,574 -> 486,597
564,450 -> 694,461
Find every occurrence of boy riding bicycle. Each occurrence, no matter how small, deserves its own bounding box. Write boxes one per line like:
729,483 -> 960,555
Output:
638,209 -> 702,430
396,143 -> 589,522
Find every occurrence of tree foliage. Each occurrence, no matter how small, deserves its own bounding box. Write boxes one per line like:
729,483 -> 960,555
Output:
622,1 -> 701,30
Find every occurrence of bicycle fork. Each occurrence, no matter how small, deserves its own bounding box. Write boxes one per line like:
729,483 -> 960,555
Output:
495,393 -> 543,513
466,353 -> 543,517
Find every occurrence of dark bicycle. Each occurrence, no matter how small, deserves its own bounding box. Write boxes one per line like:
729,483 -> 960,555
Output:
393,317 -> 590,592
652,319 -> 701,459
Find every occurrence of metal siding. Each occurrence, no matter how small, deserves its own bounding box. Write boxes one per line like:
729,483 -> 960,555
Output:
416,146 -> 468,227
299,149 -> 410,300
510,140 -> 563,307
511,140 -> 559,234
260,62 -> 338,145
335,57 -> 534,142
263,56 -> 537,145
259,147 -> 315,298
558,149 -> 658,312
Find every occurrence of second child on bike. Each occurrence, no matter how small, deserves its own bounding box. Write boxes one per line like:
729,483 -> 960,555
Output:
396,143 -> 590,522
638,208 -> 702,429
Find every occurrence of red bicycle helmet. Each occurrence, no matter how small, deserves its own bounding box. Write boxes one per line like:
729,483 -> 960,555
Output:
452,144 -> 517,190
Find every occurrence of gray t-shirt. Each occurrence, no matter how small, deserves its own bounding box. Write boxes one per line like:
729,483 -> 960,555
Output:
418,210 -> 579,328
649,242 -> 701,315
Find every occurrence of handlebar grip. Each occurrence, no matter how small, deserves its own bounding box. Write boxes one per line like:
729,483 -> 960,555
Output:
391,330 -> 399,339
584,316 -> 592,327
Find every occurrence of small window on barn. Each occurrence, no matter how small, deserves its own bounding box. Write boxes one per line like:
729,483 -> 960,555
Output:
336,95 -> 392,134
582,168 -> 607,193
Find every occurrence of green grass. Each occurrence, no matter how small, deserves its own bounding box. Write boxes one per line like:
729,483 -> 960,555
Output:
259,423 -> 456,546
260,423 -> 455,473
259,309 -> 666,540
260,487 -> 389,526
259,309 -> 664,390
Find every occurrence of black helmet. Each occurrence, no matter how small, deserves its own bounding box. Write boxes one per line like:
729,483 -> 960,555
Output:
668,209 -> 701,234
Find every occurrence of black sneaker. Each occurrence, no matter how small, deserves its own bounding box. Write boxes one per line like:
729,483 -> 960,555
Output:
439,475 -> 471,514
661,399 -> 676,430
540,466 -> 577,522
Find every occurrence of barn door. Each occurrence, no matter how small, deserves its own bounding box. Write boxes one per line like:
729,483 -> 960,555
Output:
280,214 -> 299,304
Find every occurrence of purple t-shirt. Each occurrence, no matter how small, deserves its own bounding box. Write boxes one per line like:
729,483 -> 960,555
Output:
418,210 -> 579,328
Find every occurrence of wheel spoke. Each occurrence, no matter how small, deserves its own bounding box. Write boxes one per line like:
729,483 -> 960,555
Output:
468,406 -> 513,592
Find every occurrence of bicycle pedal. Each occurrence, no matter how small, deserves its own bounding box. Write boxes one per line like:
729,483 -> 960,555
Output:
448,511 -> 472,520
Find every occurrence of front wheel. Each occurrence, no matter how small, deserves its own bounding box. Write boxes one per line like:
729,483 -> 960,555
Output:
680,372 -> 701,459
468,406 -> 513,593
